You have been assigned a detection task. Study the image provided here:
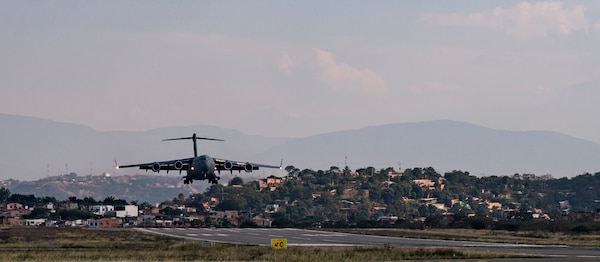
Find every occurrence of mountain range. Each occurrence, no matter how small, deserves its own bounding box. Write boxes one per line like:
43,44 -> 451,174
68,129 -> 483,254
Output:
2,113 -> 600,181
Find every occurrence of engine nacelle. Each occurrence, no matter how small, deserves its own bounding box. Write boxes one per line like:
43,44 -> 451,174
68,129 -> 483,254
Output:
244,162 -> 253,172
174,160 -> 184,170
224,161 -> 234,170
151,162 -> 161,172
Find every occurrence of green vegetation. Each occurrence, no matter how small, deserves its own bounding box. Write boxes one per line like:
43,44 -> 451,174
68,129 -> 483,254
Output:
3,166 -> 600,233
0,227 -> 533,261
176,167 -> 600,231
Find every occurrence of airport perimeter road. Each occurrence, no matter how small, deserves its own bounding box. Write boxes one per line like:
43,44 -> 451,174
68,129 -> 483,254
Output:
138,228 -> 600,259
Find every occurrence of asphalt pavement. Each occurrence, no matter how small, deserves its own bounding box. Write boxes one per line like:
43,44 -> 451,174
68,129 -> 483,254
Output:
137,227 -> 600,260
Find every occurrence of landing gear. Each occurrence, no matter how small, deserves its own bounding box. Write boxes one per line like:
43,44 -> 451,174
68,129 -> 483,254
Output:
209,175 -> 220,184
183,178 -> 192,184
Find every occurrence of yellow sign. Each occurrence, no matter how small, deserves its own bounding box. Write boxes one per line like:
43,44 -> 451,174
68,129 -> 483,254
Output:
271,239 -> 287,249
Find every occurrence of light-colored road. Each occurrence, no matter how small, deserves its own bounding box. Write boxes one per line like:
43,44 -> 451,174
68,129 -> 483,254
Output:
137,227 -> 600,259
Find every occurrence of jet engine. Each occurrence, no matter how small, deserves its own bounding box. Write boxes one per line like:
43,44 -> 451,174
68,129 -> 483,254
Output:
151,162 -> 161,172
174,160 -> 184,170
224,161 -> 234,170
244,162 -> 253,172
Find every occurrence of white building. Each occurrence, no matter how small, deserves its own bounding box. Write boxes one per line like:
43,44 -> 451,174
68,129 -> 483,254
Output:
115,205 -> 139,218
24,219 -> 46,226
89,205 -> 114,216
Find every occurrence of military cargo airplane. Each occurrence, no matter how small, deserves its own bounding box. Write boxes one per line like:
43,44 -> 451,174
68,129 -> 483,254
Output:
117,133 -> 281,184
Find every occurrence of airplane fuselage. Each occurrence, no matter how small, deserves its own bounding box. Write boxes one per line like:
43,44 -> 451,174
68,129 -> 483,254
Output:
185,154 -> 218,184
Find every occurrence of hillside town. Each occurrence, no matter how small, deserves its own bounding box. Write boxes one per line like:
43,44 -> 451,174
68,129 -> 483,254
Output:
2,166 -> 600,233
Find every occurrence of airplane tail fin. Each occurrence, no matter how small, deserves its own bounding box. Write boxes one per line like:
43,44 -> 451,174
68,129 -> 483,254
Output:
163,133 -> 224,157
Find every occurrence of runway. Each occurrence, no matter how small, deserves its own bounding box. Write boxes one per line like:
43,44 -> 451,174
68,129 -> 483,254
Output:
137,227 -> 600,259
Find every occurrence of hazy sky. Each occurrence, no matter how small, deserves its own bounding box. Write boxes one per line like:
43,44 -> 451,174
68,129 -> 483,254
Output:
2,1 -> 600,143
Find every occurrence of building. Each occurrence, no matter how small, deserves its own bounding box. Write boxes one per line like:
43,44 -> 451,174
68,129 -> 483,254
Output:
5,202 -> 25,210
252,215 -> 272,227
89,217 -> 122,228
258,175 -> 283,191
24,218 -> 46,226
115,205 -> 138,218
89,205 -> 114,216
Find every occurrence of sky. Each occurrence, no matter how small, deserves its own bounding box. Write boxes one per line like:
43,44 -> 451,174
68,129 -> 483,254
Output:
2,1 -> 600,143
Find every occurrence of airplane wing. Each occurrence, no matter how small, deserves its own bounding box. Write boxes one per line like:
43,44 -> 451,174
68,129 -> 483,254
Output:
117,158 -> 194,172
213,158 -> 282,172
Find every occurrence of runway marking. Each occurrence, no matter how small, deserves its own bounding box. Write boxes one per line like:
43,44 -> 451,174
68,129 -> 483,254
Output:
292,237 -> 310,240
216,234 -> 228,237
302,233 -> 346,237
186,234 -> 198,237
290,244 -> 361,247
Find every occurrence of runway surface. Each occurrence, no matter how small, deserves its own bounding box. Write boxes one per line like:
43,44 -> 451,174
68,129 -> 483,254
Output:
137,227 -> 600,259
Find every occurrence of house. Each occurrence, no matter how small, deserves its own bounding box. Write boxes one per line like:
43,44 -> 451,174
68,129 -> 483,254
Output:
154,218 -> 173,227
431,203 -> 447,211
59,201 -> 79,211
202,197 -> 220,210
371,206 -> 387,212
342,181 -> 360,199
259,175 -> 283,191
44,202 -> 55,210
487,202 -> 502,210
115,205 -> 139,218
265,204 -> 280,213
121,217 -> 139,227
376,215 -> 399,224
2,204 -> 31,218
210,210 -> 239,226
412,179 -> 436,190
5,202 -> 25,210
89,205 -> 115,216
24,218 -> 46,226
91,217 -> 122,228
252,215 -> 272,227
388,171 -> 403,179
1,216 -> 22,226
419,198 -> 437,205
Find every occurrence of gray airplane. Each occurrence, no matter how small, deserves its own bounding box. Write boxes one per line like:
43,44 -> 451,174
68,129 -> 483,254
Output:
117,133 -> 281,184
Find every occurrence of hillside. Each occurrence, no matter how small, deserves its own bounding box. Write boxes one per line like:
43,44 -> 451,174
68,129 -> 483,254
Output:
2,114 -> 600,180
253,120 -> 600,177
1,173 -> 215,204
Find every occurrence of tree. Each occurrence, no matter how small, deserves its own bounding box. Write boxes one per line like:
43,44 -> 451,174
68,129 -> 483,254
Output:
229,176 -> 244,186
240,220 -> 258,228
0,187 -> 10,203
216,199 -> 241,211
24,207 -> 50,219
7,194 -> 37,206
272,215 -> 294,227
83,197 -> 98,206
102,196 -> 128,206
59,209 -> 93,220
